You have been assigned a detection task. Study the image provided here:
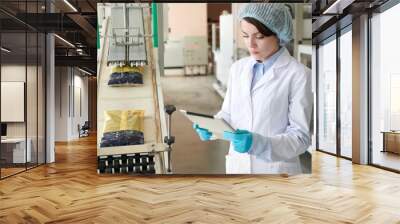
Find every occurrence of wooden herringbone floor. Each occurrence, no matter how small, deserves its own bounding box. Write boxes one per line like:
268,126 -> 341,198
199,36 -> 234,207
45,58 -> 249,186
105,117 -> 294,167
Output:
1,134 -> 400,223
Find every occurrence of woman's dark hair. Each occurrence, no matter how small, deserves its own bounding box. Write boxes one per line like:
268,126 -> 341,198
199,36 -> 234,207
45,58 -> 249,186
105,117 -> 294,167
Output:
242,17 -> 276,37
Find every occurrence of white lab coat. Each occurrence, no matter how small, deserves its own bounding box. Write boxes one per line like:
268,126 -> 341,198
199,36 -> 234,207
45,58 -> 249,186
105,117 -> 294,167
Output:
215,48 -> 312,175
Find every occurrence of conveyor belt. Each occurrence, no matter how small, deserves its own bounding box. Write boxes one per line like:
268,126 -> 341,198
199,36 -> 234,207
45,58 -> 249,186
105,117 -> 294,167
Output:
107,4 -> 147,66
97,3 -> 169,174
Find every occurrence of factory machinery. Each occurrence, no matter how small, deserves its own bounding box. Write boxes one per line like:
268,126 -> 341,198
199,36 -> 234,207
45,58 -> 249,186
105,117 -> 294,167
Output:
107,4 -> 148,67
97,3 -> 174,174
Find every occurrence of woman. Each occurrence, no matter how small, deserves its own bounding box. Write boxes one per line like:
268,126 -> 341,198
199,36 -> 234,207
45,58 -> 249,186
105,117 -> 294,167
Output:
194,3 -> 312,175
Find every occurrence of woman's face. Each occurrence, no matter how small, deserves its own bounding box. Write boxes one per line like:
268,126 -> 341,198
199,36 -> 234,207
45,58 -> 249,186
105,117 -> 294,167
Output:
241,20 -> 279,61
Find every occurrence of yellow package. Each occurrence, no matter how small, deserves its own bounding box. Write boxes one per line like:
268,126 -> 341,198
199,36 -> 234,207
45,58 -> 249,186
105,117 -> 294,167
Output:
112,65 -> 144,74
103,110 -> 144,133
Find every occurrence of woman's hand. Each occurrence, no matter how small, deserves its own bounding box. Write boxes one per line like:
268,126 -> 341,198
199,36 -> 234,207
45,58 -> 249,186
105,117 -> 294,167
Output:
193,124 -> 213,141
223,129 -> 253,153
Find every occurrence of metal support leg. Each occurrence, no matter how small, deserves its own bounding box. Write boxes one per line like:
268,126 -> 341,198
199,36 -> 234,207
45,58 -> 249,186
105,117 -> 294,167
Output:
164,105 -> 176,173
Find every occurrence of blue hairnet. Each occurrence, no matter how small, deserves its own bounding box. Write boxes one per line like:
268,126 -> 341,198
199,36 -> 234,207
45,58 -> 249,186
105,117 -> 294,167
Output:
239,3 -> 293,45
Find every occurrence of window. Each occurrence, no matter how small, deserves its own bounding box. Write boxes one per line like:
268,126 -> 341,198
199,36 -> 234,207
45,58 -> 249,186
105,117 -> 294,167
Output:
0,0 -> 47,179
318,37 -> 337,154
339,29 -> 352,158
371,2 -> 400,171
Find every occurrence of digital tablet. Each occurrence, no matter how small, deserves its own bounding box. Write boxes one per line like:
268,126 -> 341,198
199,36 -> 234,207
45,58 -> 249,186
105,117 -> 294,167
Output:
180,110 -> 234,139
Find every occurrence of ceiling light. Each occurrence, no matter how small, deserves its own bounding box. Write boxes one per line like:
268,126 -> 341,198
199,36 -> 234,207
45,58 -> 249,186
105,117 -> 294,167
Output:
322,0 -> 351,15
78,67 -> 93,76
63,0 -> 78,12
1,47 -> 11,53
54,34 -> 75,48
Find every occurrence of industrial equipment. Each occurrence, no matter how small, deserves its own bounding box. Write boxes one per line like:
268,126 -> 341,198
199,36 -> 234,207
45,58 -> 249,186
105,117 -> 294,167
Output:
97,3 -> 174,174
213,14 -> 234,98
107,4 -> 148,67
164,36 -> 208,75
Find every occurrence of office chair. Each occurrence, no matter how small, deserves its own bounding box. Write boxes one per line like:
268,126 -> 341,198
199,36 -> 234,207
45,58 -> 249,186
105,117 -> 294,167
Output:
79,121 -> 90,138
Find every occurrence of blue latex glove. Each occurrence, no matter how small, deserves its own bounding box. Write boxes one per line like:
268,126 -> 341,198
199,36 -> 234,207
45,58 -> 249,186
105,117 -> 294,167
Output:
193,124 -> 212,141
223,129 -> 253,153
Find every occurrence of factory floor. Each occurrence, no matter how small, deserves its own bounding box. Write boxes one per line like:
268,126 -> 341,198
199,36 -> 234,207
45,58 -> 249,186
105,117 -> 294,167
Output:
161,75 -> 229,174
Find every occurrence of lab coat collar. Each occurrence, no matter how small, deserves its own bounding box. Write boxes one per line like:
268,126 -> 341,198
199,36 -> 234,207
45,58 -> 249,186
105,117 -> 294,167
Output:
251,48 -> 292,92
239,48 -> 291,130
271,47 -> 291,69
